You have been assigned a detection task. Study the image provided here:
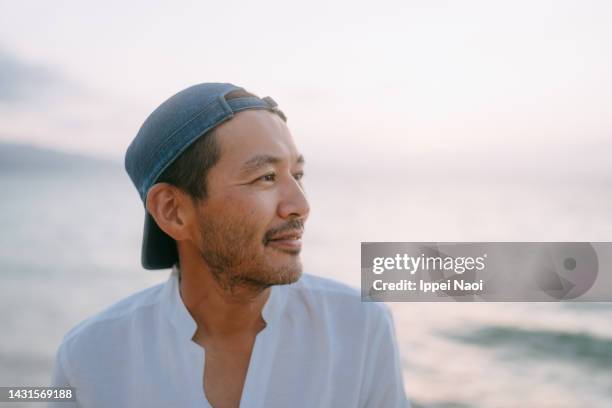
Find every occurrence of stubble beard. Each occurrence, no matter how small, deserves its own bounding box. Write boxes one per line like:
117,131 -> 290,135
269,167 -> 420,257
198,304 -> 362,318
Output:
197,212 -> 303,294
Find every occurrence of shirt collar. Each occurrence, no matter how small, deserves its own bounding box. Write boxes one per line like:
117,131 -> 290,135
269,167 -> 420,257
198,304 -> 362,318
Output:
161,264 -> 287,340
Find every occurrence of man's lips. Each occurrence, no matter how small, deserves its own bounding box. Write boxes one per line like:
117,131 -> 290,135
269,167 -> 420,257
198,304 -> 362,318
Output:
268,230 -> 303,241
266,230 -> 303,251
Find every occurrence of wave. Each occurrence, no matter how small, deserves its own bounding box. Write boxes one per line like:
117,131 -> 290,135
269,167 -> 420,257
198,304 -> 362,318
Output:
442,325 -> 612,370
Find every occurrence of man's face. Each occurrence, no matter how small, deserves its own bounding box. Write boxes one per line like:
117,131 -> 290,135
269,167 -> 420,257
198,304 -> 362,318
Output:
192,109 -> 309,291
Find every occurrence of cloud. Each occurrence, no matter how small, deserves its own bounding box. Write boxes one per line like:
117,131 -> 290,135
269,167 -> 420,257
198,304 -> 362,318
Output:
0,49 -> 77,104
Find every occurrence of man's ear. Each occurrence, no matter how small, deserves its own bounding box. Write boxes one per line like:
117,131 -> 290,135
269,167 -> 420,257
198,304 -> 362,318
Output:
145,183 -> 194,241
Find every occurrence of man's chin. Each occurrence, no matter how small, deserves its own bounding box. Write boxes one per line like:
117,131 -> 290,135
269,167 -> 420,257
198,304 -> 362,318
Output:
273,269 -> 302,286
224,267 -> 301,292
262,262 -> 303,286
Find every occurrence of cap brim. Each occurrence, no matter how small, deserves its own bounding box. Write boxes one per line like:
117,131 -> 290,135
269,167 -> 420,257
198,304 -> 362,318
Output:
142,212 -> 177,270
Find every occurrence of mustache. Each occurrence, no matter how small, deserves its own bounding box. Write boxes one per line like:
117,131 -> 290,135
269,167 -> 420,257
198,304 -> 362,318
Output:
263,218 -> 305,244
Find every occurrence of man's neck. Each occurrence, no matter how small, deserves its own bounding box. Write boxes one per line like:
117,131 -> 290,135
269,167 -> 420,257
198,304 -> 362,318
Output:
177,261 -> 270,340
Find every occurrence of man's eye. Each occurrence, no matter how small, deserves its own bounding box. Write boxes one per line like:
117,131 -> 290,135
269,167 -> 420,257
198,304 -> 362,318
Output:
259,173 -> 276,182
293,172 -> 304,181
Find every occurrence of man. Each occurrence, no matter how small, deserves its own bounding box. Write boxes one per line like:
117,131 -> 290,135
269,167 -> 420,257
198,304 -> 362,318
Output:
51,83 -> 410,407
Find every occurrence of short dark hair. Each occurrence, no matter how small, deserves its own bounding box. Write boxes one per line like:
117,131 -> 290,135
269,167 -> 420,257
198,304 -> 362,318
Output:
155,89 -> 256,200
155,130 -> 219,201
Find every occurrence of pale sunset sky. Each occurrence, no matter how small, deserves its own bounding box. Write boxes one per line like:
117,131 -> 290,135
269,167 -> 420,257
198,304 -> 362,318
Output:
1,0 -> 610,182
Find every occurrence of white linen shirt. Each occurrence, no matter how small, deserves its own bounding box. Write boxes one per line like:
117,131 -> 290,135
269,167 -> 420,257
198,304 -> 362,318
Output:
50,266 -> 410,407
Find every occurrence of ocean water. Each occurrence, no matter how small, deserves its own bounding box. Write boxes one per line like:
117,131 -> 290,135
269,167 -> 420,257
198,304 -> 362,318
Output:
1,167 -> 611,408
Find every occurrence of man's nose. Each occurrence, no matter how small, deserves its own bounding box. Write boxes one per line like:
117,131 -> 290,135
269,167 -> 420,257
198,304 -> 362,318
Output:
277,176 -> 310,220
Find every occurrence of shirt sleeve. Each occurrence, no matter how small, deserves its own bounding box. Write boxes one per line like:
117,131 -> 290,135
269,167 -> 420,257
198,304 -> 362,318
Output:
48,341 -> 78,408
360,304 -> 412,408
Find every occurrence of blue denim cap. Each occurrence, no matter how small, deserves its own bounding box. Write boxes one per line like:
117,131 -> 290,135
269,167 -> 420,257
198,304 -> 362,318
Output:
125,82 -> 287,270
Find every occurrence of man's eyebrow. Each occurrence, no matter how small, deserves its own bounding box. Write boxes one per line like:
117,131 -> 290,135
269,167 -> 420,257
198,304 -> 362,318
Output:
240,154 -> 305,174
240,154 -> 281,174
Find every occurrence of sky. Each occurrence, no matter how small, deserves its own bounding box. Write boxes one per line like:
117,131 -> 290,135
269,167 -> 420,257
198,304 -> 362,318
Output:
1,0 -> 610,182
